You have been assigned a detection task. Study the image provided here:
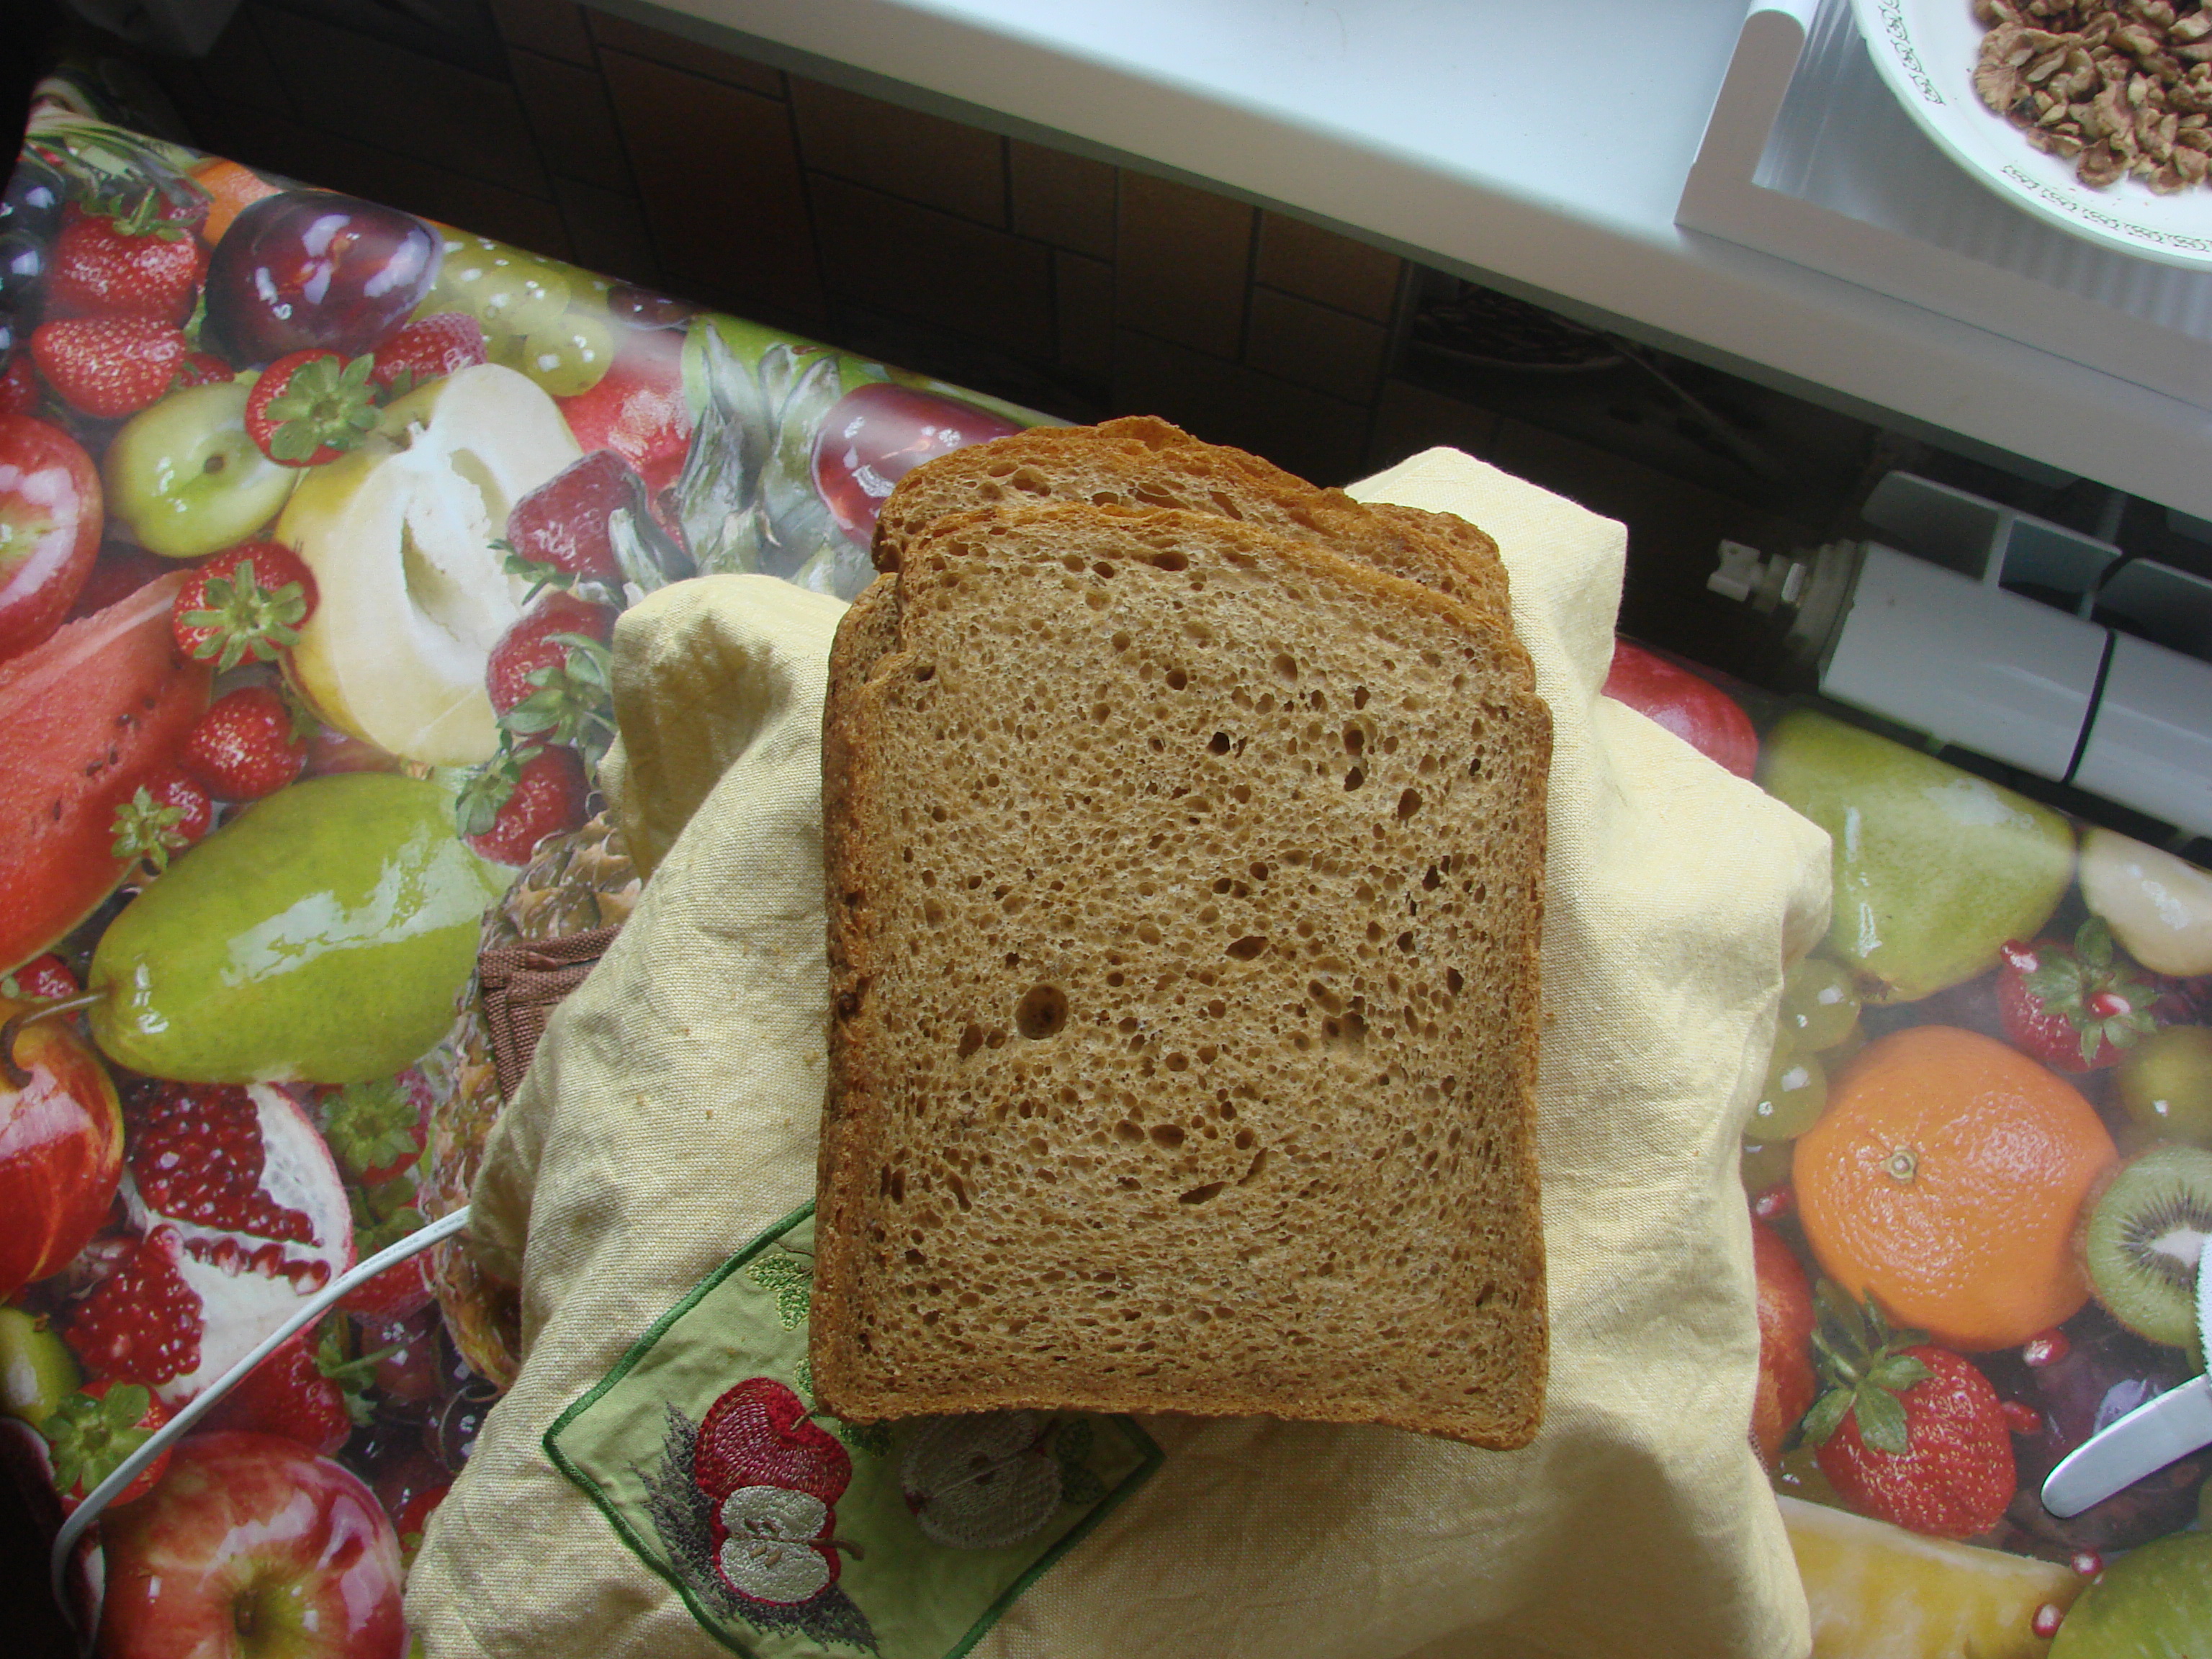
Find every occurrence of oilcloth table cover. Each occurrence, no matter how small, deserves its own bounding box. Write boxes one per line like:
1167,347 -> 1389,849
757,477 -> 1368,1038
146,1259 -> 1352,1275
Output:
404,447 -> 1833,1659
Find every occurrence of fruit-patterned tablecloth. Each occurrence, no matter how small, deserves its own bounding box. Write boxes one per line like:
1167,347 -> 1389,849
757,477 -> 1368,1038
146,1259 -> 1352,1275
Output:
1,63 -> 2208,1659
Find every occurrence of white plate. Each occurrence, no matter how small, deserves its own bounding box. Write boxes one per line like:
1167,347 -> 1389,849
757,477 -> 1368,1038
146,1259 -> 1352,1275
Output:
1852,0 -> 2212,269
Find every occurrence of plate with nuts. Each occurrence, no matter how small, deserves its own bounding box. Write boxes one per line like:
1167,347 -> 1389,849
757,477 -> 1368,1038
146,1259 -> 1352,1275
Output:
1854,0 -> 2212,269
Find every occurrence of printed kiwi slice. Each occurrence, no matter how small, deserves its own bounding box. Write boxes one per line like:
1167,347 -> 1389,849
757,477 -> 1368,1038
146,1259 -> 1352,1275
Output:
2080,1145 -> 2212,1350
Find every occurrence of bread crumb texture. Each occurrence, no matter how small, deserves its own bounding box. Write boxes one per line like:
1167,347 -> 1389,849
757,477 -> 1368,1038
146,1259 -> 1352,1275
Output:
817,501 -> 1548,1447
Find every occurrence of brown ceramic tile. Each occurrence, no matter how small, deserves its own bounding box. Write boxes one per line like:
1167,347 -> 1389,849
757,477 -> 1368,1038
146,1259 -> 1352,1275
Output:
586,12 -> 783,96
192,106 -> 573,261
487,0 -> 595,67
1116,171 -> 1251,359
1256,212 -> 1402,323
552,175 -> 659,287
600,50 -> 822,320
811,174 -> 1051,359
790,78 -> 1004,226
251,7 -> 548,198
1113,329 -> 1368,485
1368,378 -> 1501,474
194,6 -> 295,120
509,47 -> 631,193
1010,140 -> 1115,258
1244,287 -> 1387,404
1055,249 -> 1113,381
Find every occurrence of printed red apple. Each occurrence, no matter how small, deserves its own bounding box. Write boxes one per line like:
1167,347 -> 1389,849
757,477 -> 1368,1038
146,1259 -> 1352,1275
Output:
1602,638 -> 1759,779
811,382 -> 1021,544
0,994 -> 123,1299
1750,1215 -> 1817,1467
96,1431 -> 406,1659
0,413 -> 101,661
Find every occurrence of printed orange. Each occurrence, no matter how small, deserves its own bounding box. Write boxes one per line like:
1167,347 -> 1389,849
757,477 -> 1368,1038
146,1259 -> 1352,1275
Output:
1792,1025 -> 2116,1351
189,158 -> 282,246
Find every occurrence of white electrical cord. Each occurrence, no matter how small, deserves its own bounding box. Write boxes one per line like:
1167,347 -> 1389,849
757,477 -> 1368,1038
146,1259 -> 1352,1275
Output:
48,1204 -> 473,1641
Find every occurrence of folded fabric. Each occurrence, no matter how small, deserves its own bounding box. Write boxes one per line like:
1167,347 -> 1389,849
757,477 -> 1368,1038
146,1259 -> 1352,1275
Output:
405,455 -> 1833,1659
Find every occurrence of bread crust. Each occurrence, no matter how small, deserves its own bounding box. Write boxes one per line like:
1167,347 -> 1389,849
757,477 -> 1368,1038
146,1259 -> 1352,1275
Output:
815,501 -> 1548,1447
871,415 -> 1511,622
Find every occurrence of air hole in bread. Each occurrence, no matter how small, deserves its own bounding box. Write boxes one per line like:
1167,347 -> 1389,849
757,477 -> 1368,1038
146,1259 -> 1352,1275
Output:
1226,935 -> 1267,961
1015,984 -> 1068,1040
1344,768 -> 1365,791
1398,788 -> 1423,821
1272,653 -> 1298,683
1150,1124 -> 1186,1148
1150,550 -> 1188,572
1166,669 -> 1188,691
1178,1182 -> 1226,1205
1207,732 -> 1231,755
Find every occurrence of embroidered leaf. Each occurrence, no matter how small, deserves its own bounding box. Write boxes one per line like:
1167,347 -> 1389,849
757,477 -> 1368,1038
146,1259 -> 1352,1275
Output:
832,1416 -> 893,1459
1058,1464 -> 1106,1508
745,1252 -> 814,1329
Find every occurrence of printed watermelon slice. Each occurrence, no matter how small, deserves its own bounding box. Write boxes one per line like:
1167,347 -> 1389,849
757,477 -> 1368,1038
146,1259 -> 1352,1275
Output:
0,571 -> 212,968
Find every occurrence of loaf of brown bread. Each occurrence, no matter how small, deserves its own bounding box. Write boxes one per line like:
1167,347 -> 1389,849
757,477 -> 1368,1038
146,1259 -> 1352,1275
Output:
813,497 -> 1550,1447
870,415 -> 1511,623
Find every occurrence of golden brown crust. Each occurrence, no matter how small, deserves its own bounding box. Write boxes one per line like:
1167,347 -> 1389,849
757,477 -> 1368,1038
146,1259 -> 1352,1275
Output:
814,500 -> 1547,1447
870,416 -> 1511,623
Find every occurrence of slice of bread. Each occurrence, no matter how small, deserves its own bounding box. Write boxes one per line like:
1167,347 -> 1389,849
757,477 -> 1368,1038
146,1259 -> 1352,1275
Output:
814,501 -> 1550,1447
870,415 -> 1511,622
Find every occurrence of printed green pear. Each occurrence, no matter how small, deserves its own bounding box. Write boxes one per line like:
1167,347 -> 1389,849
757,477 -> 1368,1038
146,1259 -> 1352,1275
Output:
1760,711 -> 2072,1004
87,774 -> 511,1084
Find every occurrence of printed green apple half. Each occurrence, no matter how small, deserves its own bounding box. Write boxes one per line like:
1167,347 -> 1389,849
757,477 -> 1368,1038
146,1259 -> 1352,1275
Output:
279,364 -> 580,765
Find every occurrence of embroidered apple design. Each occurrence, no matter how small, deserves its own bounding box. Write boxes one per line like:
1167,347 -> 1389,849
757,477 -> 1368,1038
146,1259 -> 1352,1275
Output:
899,1411 -> 1061,1550
694,1377 -> 852,1605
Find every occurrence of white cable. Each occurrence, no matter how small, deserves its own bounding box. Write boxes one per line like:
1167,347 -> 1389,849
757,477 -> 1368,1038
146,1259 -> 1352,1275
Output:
48,1205 -> 473,1640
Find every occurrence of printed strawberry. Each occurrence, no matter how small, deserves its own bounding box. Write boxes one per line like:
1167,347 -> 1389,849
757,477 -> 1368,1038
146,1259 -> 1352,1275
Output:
172,540 -> 318,671
458,744 -> 590,866
45,196 -> 206,324
38,1379 -> 171,1509
131,1082 -> 317,1245
181,684 -> 310,800
1804,1287 -> 2014,1539
2,953 -> 80,1003
243,349 -> 379,466
486,594 -> 616,766
369,312 -> 485,396
109,766 -> 213,878
0,355 -> 37,416
66,1224 -> 202,1386
503,448 -> 646,588
30,317 -> 187,418
341,1198 -> 433,1321
694,1377 -> 851,1506
320,1071 -> 431,1186
170,351 -> 234,390
200,1322 -> 379,1455
1998,917 -> 2162,1071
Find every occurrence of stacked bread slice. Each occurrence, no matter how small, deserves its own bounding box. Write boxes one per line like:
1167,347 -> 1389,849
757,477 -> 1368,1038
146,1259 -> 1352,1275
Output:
811,420 -> 1551,1447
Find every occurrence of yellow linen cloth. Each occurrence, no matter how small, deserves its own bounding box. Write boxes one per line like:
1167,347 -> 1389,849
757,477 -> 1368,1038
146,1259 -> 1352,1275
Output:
406,450 -> 1832,1659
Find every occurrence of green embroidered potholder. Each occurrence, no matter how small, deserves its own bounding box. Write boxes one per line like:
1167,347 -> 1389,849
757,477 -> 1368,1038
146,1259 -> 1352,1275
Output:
547,1204 -> 1161,1659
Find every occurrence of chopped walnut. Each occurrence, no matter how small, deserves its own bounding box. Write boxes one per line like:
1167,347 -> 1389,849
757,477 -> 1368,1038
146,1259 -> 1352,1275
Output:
1973,1 -> 2212,192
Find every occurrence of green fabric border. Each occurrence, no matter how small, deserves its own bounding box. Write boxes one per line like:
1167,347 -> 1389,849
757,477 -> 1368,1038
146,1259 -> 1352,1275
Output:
544,1199 -> 819,1659
544,1200 -> 1164,1659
